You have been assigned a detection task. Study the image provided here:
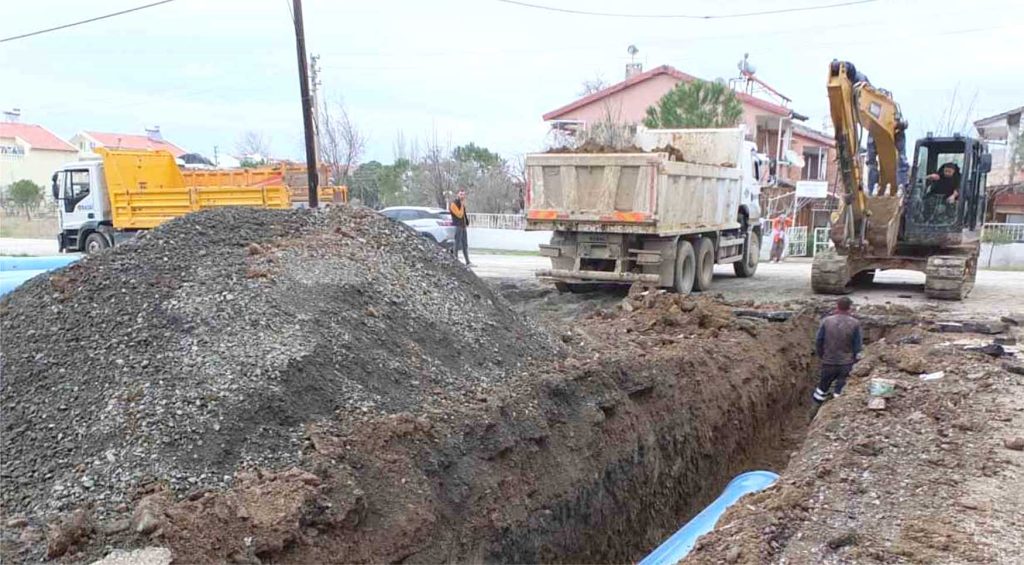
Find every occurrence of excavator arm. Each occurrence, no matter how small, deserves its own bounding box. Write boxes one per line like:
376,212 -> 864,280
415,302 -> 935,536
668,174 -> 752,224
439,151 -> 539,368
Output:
827,60 -> 903,249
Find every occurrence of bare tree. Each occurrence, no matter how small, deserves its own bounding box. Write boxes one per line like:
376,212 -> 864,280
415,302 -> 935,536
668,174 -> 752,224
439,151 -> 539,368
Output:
421,130 -> 457,208
318,97 -> 366,185
934,84 -> 979,136
578,74 -> 608,96
235,131 -> 272,159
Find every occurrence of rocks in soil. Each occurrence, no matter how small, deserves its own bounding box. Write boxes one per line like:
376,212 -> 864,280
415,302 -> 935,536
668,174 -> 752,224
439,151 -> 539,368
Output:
1005,437 -> 1024,451
0,207 -> 557,542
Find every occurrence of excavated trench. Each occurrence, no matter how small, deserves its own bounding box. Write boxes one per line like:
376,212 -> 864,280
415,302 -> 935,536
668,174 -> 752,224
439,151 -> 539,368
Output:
475,312 -> 821,563
83,300 -> 852,565
274,302 -> 831,564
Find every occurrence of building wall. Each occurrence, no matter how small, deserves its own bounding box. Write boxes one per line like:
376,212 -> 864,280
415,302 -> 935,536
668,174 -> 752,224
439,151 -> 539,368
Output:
0,137 -> 78,190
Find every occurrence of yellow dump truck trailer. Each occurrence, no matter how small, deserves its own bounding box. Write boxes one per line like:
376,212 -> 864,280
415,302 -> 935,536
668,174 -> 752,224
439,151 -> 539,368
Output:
52,148 -> 291,253
181,165 -> 348,207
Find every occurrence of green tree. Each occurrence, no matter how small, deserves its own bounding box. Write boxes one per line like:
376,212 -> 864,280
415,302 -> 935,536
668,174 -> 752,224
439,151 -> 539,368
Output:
350,160 -> 384,208
643,80 -> 744,129
378,158 -> 412,207
8,179 -> 43,220
452,143 -> 503,169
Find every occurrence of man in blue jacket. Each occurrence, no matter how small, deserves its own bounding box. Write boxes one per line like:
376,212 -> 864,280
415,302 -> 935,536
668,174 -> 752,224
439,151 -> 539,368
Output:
813,297 -> 863,403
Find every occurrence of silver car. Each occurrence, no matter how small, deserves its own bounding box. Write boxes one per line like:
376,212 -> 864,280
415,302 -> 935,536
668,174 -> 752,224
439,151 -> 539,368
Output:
379,206 -> 456,248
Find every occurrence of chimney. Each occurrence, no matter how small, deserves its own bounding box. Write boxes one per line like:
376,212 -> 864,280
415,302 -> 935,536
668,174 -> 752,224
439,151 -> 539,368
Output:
2,108 -> 21,122
625,62 -> 642,80
145,126 -> 162,141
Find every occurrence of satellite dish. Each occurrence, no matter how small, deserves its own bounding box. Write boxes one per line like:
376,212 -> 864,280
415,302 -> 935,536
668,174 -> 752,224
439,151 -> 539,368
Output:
627,44 -> 639,59
737,52 -> 756,75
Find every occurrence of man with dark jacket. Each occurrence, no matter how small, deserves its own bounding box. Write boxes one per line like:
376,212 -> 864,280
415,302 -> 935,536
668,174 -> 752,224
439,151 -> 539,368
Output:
449,190 -> 471,265
813,297 -> 863,403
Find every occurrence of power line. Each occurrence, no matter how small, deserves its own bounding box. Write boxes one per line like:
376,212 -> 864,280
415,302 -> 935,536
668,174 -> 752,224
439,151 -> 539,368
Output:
495,0 -> 877,19
0,0 -> 177,43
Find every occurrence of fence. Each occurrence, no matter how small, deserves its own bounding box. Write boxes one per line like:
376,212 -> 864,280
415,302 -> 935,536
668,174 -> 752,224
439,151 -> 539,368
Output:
813,227 -> 834,255
468,213 -> 525,230
982,223 -> 1024,242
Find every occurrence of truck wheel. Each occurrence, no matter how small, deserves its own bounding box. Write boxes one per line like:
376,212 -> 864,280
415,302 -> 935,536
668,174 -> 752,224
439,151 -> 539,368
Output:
84,233 -> 110,254
733,230 -> 759,278
674,239 -> 696,295
693,237 -> 715,291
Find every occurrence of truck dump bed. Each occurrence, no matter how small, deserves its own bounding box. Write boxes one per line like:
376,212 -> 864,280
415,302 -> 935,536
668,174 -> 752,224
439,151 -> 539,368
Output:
181,166 -> 348,205
525,128 -> 747,236
99,149 -> 291,229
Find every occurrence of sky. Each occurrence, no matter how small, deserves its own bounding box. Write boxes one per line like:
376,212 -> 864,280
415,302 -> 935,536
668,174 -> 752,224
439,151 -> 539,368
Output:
2,0 -> 1022,164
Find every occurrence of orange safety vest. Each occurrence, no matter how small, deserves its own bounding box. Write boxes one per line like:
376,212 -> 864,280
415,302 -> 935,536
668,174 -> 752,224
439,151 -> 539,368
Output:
449,201 -> 465,219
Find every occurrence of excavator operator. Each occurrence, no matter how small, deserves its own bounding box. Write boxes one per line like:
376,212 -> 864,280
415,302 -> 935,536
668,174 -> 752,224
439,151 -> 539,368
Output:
922,162 -> 961,223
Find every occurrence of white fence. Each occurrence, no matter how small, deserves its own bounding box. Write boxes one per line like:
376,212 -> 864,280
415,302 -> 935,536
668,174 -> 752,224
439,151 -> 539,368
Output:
467,213 -> 525,230
983,223 -> 1024,242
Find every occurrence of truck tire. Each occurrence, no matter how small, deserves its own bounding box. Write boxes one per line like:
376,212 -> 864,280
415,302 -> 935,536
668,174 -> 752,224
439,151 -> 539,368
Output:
733,230 -> 759,278
693,237 -> 715,291
84,232 -> 110,254
674,239 -> 696,295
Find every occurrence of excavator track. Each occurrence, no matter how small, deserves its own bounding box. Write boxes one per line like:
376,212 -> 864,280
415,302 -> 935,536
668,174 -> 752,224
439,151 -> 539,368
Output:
811,253 -> 852,295
924,255 -> 976,300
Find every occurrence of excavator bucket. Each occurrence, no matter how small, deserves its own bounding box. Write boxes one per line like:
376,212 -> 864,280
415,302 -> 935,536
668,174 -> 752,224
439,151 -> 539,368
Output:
829,195 -> 902,256
864,196 -> 902,256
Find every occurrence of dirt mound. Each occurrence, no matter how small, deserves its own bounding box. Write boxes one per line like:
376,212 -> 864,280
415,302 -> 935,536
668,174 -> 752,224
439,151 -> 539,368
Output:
0,207 -> 557,549
546,140 -> 644,154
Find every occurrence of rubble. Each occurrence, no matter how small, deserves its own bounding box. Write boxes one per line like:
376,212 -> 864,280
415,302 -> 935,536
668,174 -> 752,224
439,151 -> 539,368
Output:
1,206 -> 558,561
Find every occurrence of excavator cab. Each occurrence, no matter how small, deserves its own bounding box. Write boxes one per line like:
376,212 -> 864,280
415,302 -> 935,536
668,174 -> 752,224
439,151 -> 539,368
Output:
902,136 -> 991,248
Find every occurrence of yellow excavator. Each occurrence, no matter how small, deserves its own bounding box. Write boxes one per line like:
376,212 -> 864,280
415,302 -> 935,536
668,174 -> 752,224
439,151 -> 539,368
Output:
811,60 -> 992,300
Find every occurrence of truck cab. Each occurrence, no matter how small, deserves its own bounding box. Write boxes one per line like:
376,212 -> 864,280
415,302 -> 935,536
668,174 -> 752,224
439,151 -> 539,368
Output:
52,159 -> 113,253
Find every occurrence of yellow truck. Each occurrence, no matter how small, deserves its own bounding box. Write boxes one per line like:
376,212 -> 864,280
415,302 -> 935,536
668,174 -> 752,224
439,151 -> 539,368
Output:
52,148 -> 291,253
181,165 -> 348,207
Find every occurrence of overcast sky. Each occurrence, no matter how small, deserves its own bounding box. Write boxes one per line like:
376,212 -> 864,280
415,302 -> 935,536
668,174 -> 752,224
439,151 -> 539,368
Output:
2,0 -> 1021,163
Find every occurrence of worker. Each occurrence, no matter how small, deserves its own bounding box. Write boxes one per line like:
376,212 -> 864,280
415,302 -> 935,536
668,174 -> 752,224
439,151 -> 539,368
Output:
769,213 -> 793,262
923,162 -> 961,223
866,117 -> 910,195
449,190 -> 471,265
813,296 -> 863,403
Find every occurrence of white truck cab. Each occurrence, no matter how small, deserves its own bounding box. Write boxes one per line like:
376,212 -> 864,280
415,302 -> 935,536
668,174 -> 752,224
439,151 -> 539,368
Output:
51,159 -> 115,253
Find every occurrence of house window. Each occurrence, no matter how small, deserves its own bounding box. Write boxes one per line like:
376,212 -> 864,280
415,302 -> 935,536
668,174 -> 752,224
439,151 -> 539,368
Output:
803,149 -> 826,180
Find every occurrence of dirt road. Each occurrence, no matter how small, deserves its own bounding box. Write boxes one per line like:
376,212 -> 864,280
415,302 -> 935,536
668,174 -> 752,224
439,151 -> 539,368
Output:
473,254 -> 1024,317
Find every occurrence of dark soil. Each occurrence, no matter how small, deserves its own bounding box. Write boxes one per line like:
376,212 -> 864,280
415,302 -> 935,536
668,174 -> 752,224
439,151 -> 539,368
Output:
0,206 -> 558,562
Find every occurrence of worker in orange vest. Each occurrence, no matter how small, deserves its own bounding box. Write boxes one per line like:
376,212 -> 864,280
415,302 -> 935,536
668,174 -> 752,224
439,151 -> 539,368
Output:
449,190 -> 471,265
769,213 -> 794,262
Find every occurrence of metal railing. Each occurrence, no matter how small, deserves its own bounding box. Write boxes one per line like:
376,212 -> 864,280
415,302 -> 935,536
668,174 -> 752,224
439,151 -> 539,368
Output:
982,223 -> 1024,242
813,227 -> 834,255
468,213 -> 525,230
787,226 -> 809,257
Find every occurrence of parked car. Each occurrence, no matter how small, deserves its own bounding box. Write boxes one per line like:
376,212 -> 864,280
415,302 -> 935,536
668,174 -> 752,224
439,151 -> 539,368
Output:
379,206 -> 455,248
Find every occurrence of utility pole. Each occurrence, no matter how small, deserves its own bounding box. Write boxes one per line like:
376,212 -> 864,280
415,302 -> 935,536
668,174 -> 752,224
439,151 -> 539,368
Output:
291,0 -> 318,208
213,145 -> 219,167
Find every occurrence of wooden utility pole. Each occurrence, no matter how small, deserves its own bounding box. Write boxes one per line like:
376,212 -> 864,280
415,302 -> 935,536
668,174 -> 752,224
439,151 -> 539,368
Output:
291,0 -> 318,208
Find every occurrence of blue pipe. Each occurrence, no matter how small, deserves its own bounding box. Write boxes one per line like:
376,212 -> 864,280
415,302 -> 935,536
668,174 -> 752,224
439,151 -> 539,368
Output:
639,470 -> 779,565
0,255 -> 80,297
0,255 -> 79,272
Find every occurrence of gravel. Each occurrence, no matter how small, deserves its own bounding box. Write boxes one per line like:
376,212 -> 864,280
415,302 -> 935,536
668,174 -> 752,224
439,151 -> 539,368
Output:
0,206 -> 558,522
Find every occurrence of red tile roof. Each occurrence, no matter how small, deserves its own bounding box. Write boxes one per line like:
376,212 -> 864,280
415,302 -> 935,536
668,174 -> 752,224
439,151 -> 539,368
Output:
793,125 -> 836,147
83,131 -> 186,157
0,122 -> 77,152
543,64 -> 792,121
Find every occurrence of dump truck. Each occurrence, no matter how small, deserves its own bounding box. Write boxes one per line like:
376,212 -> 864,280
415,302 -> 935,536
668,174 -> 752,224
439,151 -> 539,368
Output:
525,127 -> 764,294
52,148 -> 291,253
181,165 -> 348,207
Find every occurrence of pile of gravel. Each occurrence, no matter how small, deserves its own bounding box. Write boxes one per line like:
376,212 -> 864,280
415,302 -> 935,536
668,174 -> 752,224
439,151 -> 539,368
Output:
0,206 -> 557,521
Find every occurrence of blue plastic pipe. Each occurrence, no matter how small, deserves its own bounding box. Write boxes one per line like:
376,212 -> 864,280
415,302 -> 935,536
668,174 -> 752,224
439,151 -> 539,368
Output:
0,255 -> 80,297
0,255 -> 79,272
639,470 -> 779,565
